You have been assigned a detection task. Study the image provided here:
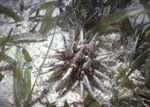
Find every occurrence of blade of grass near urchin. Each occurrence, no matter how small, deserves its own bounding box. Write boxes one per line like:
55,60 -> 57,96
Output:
23,69 -> 31,105
28,22 -> 56,105
0,52 -> 16,67
90,8 -> 146,36
39,5 -> 56,34
13,49 -> 25,106
0,4 -> 22,22
29,1 -> 58,16
0,33 -> 47,45
145,59 -> 150,89
83,94 -> 101,107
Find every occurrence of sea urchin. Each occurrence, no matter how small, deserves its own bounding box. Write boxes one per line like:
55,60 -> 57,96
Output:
42,28 -> 111,99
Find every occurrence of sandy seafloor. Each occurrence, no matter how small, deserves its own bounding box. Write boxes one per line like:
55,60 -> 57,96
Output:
0,0 -> 147,107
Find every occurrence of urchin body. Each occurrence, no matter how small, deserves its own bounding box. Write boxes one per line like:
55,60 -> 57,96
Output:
42,29 -> 111,99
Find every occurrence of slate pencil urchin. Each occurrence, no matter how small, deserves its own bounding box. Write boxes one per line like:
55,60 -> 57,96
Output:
41,28 -> 112,99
